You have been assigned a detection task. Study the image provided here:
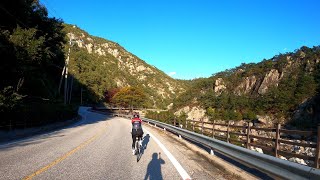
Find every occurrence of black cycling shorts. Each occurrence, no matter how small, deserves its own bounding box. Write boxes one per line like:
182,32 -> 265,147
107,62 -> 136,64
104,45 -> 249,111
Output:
132,128 -> 143,137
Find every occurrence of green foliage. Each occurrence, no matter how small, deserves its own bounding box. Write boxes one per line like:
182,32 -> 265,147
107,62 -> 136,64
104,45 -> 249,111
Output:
294,74 -> 317,101
0,86 -> 22,112
177,111 -> 188,125
242,110 -> 256,120
145,111 -> 176,124
174,45 -> 320,126
205,107 -> 214,122
111,86 -> 147,108
316,63 -> 320,93
0,0 -> 78,129
10,27 -> 45,63
62,24 -> 188,108
173,78 -> 215,108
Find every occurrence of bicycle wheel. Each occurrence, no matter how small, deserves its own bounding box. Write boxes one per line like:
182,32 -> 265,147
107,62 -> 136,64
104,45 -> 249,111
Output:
136,140 -> 140,161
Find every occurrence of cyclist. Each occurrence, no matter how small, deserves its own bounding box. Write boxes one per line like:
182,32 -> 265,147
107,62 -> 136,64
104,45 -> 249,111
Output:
131,112 -> 144,155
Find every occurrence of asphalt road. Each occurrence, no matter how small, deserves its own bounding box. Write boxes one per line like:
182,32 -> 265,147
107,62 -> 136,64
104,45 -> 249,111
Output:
0,110 -> 232,180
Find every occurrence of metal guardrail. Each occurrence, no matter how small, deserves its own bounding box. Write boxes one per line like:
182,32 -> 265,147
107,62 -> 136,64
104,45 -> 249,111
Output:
183,119 -> 320,168
140,117 -> 320,180
110,113 -> 320,179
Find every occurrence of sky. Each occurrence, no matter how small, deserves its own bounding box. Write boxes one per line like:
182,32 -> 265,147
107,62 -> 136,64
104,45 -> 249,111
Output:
40,0 -> 320,80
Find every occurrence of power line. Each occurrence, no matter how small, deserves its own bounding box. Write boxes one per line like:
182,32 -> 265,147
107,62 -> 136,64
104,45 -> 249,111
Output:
0,4 -> 28,28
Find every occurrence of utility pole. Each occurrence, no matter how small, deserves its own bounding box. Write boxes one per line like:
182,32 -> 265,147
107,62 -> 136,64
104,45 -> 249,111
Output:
80,87 -> 83,105
68,76 -> 74,104
58,66 -> 65,95
64,38 -> 72,105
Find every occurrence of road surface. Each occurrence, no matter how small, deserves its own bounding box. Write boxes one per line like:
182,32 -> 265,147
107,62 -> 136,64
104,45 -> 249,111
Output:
0,110 -> 239,180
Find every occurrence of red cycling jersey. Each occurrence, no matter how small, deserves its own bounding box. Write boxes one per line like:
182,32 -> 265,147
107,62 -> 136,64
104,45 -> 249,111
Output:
131,117 -> 142,124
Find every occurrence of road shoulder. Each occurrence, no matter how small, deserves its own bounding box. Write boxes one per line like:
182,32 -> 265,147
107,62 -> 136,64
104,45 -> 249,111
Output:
143,122 -> 261,180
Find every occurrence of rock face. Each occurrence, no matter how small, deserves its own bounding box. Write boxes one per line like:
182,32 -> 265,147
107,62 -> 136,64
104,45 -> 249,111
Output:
256,115 -> 274,127
213,68 -> 283,96
214,78 -> 226,94
232,69 -> 282,96
175,106 -> 206,120
64,24 -> 187,106
258,69 -> 282,94
234,76 -> 257,95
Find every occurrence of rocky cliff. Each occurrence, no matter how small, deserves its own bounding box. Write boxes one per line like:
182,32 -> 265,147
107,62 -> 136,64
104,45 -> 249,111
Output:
174,46 -> 320,128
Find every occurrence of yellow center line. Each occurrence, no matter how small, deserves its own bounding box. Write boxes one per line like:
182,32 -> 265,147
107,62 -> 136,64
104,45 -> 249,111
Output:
23,127 -> 106,180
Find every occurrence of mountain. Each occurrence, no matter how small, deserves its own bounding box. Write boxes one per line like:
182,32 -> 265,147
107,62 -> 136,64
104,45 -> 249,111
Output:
1,0 -> 318,129
68,23 -> 320,128
62,24 -> 188,108
173,46 -> 320,128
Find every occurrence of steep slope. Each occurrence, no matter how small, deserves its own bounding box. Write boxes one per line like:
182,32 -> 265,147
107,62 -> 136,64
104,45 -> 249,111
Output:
174,46 -> 320,128
62,24 -> 187,108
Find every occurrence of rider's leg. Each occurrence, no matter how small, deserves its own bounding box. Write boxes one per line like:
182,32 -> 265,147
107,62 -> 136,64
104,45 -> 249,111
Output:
132,134 -> 136,149
132,135 -> 137,155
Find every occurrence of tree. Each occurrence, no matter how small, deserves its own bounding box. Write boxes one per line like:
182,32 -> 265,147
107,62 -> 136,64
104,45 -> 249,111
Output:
294,74 -> 316,103
243,110 -> 256,120
0,0 -> 74,128
205,107 -> 215,122
105,88 -> 121,104
177,111 -> 188,126
111,86 -> 147,108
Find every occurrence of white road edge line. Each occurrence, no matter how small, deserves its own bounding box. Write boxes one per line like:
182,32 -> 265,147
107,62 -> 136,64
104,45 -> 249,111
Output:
144,129 -> 191,180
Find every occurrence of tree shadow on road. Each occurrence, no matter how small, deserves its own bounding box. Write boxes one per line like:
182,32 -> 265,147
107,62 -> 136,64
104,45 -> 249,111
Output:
144,152 -> 165,180
0,110 -> 114,150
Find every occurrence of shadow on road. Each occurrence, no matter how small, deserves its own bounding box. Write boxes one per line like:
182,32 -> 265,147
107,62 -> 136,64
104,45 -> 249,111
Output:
138,134 -> 150,160
0,110 -> 114,150
144,153 -> 165,180
142,134 -> 150,151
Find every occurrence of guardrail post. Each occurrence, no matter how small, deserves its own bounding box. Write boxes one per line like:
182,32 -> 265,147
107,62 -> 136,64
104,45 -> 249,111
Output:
185,120 -> 188,129
212,120 -> 215,138
192,120 -> 195,132
201,118 -> 204,135
227,121 -> 230,143
246,122 -> 251,149
275,123 -> 281,158
210,148 -> 214,155
315,124 -> 320,168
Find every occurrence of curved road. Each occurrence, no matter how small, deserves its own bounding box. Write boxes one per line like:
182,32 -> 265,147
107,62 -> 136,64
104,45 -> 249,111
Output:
0,110 -> 236,180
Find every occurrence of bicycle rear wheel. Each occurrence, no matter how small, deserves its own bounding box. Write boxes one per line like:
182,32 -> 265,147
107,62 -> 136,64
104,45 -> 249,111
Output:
136,140 -> 140,161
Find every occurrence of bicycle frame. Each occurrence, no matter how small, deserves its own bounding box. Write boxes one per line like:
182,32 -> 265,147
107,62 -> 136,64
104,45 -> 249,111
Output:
135,136 -> 142,161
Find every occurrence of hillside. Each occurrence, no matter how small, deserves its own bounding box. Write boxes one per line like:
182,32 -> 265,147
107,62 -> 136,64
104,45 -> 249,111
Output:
172,46 -> 320,128
0,1 -> 77,129
1,0 -> 319,130
62,24 -> 188,108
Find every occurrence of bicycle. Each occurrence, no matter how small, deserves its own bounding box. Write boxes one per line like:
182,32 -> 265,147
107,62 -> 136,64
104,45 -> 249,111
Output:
135,136 -> 142,162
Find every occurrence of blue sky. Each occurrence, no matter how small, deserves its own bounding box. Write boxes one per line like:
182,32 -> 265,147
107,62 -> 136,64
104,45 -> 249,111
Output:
40,0 -> 320,80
